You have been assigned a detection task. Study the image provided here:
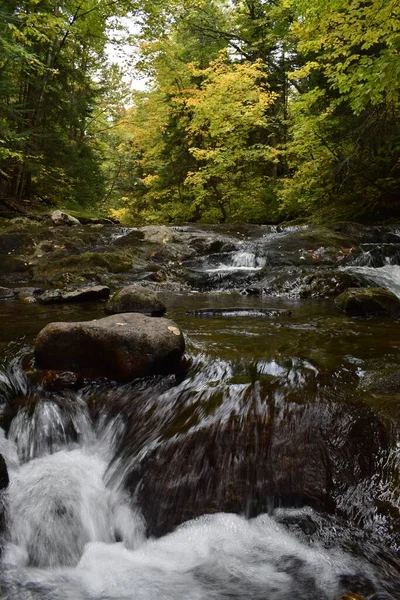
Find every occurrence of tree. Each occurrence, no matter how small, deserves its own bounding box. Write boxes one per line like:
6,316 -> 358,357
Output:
280,0 -> 400,220
0,0 -> 132,210
183,55 -> 278,222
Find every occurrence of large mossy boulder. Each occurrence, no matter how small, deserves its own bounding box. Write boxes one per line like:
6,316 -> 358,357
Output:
261,225 -> 363,267
34,313 -> 185,382
335,287 -> 400,317
105,285 -> 166,316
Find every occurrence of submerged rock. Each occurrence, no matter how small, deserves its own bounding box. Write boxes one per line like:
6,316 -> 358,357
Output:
0,254 -> 31,274
29,370 -> 83,391
248,269 -> 364,299
50,210 -> 80,226
0,286 -> 14,299
37,285 -> 110,304
123,397 -> 389,539
335,287 -> 400,317
187,307 -> 291,318
13,287 -> 45,301
34,313 -> 185,382
105,285 -> 166,317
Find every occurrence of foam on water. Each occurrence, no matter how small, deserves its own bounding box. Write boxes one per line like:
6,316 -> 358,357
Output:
0,428 -> 390,599
4,448 -> 144,569
204,251 -> 266,273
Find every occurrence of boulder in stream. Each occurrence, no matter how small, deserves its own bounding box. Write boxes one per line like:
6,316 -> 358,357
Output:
335,287 -> 400,317
34,313 -> 185,382
105,285 -> 166,316
50,210 -> 80,226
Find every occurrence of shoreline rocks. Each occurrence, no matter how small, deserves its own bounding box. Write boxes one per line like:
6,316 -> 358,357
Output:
335,287 -> 400,317
38,285 -> 110,304
34,313 -> 185,382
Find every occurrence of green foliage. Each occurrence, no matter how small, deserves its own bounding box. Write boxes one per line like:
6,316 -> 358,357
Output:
1,0 -> 398,223
279,0 -> 400,221
0,0 -> 132,209
183,56 -> 279,222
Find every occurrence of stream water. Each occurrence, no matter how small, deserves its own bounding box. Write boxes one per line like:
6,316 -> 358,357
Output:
1,233 -> 400,599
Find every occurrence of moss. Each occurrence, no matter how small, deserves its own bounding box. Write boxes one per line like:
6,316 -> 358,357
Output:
0,254 -> 31,274
62,251 -> 133,273
335,287 -> 400,317
297,225 -> 360,249
33,250 -> 133,285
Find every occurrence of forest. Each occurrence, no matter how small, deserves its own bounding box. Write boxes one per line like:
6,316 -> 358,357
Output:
0,0 -> 399,224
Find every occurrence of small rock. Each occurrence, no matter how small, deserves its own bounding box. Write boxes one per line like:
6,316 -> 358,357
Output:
35,370 -> 82,391
38,285 -> 110,304
51,210 -> 80,226
0,286 -> 14,299
335,287 -> 400,317
105,285 -> 166,317
34,313 -> 185,382
14,287 -> 44,301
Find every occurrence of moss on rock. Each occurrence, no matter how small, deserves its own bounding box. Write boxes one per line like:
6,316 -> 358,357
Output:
335,287 -> 400,317
105,285 -> 166,316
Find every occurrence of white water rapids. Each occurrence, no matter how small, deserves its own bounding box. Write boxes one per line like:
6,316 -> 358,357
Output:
0,423 -> 385,600
344,264 -> 400,299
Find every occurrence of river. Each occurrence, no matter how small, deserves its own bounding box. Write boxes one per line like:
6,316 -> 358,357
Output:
0,225 -> 400,599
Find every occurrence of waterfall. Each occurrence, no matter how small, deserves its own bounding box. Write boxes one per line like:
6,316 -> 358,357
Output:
344,264 -> 400,298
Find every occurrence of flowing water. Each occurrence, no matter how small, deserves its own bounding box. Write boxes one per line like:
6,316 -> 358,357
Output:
1,239 -> 400,598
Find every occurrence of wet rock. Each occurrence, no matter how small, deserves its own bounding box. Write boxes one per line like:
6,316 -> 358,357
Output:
37,285 -> 110,304
32,250 -> 134,285
112,229 -> 145,247
335,287 -> 400,317
105,285 -> 166,317
0,453 -> 7,545
187,307 -> 291,318
31,370 -> 82,391
0,286 -> 14,299
34,313 -> 185,382
13,287 -> 45,301
0,454 -> 8,490
366,370 -> 400,395
0,230 -> 33,254
0,254 -> 31,274
130,403 -> 335,538
78,216 -> 115,225
114,376 -> 390,540
251,269 -> 365,299
257,225 -> 363,268
50,210 -> 80,226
